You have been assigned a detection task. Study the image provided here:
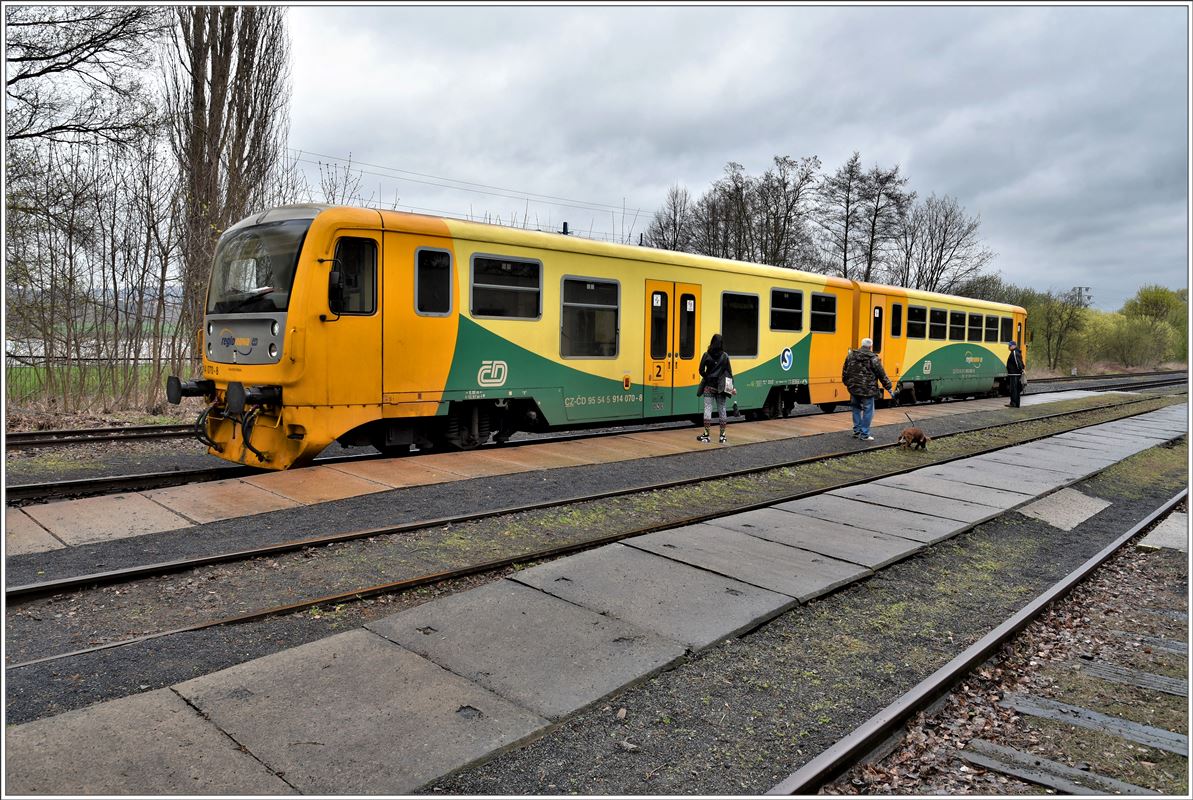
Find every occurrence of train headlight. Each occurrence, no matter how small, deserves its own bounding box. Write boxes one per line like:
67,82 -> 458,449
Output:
207,322 -> 213,336
268,343 -> 278,358
271,321 -> 279,336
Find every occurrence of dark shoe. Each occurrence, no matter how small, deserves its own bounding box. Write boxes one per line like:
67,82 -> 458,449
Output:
719,434 -> 728,445
696,433 -> 710,443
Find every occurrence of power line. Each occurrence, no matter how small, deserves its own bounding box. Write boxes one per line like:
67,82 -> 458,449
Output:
289,149 -> 650,220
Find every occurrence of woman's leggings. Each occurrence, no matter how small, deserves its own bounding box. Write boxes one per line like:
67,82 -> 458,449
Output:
703,392 -> 727,429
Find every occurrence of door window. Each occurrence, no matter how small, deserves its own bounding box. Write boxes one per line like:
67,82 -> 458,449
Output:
650,291 -> 668,359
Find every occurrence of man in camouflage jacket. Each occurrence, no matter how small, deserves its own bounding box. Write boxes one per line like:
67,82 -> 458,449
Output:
841,338 -> 895,441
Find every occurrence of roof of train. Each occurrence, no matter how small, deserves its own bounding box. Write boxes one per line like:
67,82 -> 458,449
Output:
234,205 -> 1026,315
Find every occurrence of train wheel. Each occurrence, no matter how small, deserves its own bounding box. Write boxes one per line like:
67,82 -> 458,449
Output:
817,403 -> 838,414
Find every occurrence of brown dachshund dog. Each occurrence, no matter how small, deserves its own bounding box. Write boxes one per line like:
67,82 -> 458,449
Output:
898,427 -> 931,450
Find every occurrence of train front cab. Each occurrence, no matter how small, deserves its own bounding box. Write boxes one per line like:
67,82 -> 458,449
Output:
853,282 -> 1027,404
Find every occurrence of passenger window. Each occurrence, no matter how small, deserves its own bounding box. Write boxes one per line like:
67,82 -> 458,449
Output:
650,291 -> 668,359
561,278 -> 618,358
929,308 -> 947,340
949,311 -> 966,341
679,293 -> 696,359
471,256 -> 541,318
770,288 -> 803,331
331,237 -> 377,315
907,305 -> 927,339
810,292 -> 837,333
984,315 -> 1000,342
722,292 -> 758,357
1000,316 -> 1014,343
890,303 -> 903,337
416,249 -> 451,315
967,313 -> 983,342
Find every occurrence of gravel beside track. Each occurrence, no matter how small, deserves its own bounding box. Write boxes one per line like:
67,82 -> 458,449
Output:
823,502 -> 1189,796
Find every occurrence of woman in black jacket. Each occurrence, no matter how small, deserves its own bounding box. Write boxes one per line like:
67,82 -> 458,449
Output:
696,333 -> 734,444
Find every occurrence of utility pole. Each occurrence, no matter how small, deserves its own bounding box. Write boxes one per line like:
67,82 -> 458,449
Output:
1072,286 -> 1092,306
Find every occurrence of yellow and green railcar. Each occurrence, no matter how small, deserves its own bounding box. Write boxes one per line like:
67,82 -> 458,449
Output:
853,282 -> 1028,404
167,204 -> 1027,470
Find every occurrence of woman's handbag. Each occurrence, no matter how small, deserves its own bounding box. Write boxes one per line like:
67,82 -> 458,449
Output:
723,376 -> 737,396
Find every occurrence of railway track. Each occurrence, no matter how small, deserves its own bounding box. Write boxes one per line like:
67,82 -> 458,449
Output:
3,371 -> 1186,454
769,488 -> 1188,795
6,395 -> 1184,672
6,374 -> 1187,505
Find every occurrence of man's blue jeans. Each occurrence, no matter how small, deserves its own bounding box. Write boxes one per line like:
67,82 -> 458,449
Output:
850,395 -> 875,437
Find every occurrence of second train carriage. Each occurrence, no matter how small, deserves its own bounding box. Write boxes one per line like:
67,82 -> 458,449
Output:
168,204 -> 1027,470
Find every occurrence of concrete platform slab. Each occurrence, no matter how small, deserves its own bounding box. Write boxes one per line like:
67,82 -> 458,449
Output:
414,451 -> 531,478
476,444 -> 594,469
773,494 -> 966,544
4,688 -> 294,796
175,629 -> 546,795
620,432 -> 698,455
1137,512 -> 1189,552
704,507 -> 924,569
145,480 -> 299,524
367,580 -> 686,720
323,457 -> 460,488
23,492 -> 193,545
5,508 -> 64,556
924,459 -> 1077,494
241,464 -> 391,504
877,473 -> 1034,510
1042,435 -> 1140,454
828,483 -> 1003,524
1014,442 -> 1120,465
1097,426 -> 1175,441
1017,488 -> 1112,531
511,543 -> 793,649
626,523 -> 870,600
972,450 -> 1091,476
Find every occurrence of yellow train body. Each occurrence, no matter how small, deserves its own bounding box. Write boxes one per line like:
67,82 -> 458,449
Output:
169,205 -> 1027,469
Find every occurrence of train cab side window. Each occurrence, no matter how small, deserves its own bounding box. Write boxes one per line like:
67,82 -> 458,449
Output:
561,278 -> 619,358
907,305 -> 927,339
331,237 -> 377,315
471,255 -> 541,318
890,303 -> 903,337
415,249 -> 452,315
1000,316 -> 1014,343
984,315 -> 1000,342
967,313 -> 983,342
929,308 -> 947,340
722,292 -> 759,357
770,288 -> 803,331
810,292 -> 836,333
949,311 -> 966,341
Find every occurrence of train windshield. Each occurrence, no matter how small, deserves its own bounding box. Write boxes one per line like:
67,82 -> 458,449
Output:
206,218 -> 313,314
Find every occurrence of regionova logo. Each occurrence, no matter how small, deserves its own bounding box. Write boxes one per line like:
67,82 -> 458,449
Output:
477,360 -> 509,387
218,328 -> 258,356
964,351 -> 984,366
779,347 -> 794,372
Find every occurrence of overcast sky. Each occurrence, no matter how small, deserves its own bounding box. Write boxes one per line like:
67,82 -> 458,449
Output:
287,4 -> 1189,311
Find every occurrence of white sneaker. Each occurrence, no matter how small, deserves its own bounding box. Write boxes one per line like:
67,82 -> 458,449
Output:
859,435 -> 875,441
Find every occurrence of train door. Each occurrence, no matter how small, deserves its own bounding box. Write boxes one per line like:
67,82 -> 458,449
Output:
324,230 -> 383,406
643,280 -> 701,417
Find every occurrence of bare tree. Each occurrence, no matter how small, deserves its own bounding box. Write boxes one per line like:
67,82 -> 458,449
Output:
815,151 -> 865,279
1033,287 -> 1090,371
5,5 -> 168,146
643,184 -> 693,251
753,155 -> 820,268
903,194 -> 994,293
163,6 -> 292,357
856,163 -> 912,283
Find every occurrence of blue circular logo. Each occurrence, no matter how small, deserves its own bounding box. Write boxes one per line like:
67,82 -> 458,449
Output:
779,347 -> 793,371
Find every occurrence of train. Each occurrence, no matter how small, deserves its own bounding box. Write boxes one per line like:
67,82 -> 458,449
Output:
166,204 -> 1028,470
